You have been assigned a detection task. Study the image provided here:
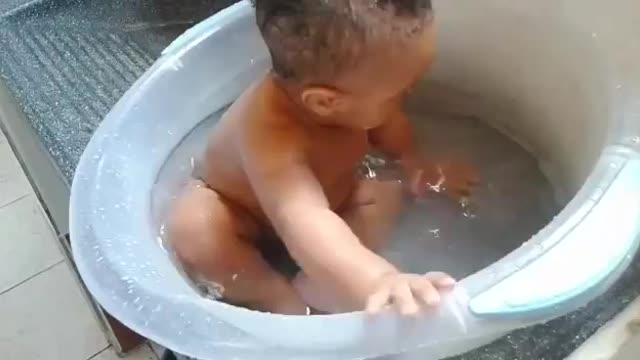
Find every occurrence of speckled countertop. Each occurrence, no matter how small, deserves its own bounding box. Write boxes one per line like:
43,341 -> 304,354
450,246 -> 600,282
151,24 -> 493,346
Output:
0,1 -> 638,359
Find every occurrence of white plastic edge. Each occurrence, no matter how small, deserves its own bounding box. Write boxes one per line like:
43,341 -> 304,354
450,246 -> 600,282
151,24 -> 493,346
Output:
470,154 -> 640,316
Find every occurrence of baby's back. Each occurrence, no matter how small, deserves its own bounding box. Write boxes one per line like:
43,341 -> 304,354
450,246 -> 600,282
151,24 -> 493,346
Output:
200,76 -> 369,225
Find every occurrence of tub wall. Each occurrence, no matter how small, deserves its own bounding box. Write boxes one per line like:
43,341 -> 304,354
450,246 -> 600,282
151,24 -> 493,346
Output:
417,0 -> 622,202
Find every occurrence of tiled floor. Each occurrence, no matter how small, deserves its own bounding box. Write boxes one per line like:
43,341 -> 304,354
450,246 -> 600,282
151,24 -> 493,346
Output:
0,130 -> 159,359
568,295 -> 640,360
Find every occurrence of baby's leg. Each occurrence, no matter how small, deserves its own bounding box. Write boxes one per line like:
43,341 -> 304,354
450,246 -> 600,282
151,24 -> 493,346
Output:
294,179 -> 403,312
341,179 -> 404,251
168,181 -> 307,315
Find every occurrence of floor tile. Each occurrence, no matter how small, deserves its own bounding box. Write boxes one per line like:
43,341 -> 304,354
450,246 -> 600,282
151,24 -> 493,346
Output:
0,195 -> 63,294
0,262 -> 107,360
0,130 -> 31,208
568,294 -> 640,360
92,344 -> 158,360
613,336 -> 640,360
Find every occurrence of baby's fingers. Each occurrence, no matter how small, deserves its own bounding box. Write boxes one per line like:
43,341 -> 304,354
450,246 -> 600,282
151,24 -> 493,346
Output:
467,175 -> 481,186
424,272 -> 456,289
444,185 -> 471,201
409,169 -> 427,197
410,278 -> 440,306
462,167 -> 481,185
391,283 -> 420,316
366,286 -> 391,314
451,185 -> 472,198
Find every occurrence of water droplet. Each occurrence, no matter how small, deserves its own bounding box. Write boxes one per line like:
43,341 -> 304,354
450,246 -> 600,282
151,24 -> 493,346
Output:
459,197 -> 478,218
428,229 -> 440,238
462,209 -> 477,219
592,32 -> 597,38
133,297 -> 140,304
616,84 -> 623,89
631,136 -> 640,144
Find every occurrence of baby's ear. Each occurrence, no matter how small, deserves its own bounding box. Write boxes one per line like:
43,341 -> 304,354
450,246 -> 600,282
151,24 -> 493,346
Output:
301,86 -> 348,117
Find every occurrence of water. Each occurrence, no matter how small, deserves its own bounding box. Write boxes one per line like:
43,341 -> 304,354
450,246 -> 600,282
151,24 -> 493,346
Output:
151,106 -> 559,295
381,110 -> 559,279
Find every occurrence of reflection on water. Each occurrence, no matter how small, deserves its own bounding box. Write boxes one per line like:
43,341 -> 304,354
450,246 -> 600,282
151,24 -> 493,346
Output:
382,111 -> 558,279
151,106 -> 559,293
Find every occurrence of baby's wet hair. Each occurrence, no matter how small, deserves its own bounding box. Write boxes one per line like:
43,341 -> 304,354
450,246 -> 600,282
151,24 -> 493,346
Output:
250,0 -> 433,82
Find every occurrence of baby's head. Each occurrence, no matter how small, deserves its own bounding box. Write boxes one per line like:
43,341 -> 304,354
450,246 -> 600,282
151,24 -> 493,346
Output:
252,0 -> 435,129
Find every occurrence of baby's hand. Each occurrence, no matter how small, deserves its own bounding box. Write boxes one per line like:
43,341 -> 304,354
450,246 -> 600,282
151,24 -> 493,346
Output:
365,272 -> 456,315
404,158 -> 479,200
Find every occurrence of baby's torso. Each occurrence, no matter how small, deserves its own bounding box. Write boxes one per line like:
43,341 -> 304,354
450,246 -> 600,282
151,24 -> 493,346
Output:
200,82 -> 369,226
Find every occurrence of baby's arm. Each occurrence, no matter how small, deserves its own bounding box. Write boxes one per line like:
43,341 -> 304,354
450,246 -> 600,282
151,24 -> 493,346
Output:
241,124 -> 453,314
369,111 -> 478,198
369,109 -> 419,163
241,124 -> 396,310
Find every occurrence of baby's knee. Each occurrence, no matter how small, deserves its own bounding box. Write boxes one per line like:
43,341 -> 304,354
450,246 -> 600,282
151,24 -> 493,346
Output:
167,196 -> 221,269
169,192 -> 211,235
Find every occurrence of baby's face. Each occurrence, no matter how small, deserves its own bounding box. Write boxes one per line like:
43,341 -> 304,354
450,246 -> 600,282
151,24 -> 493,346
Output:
337,25 -> 436,129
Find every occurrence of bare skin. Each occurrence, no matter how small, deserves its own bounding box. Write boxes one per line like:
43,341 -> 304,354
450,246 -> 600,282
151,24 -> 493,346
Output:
169,23 -> 478,315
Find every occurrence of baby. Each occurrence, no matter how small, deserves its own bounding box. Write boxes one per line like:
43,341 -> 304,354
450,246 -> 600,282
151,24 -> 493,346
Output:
168,0 -> 477,316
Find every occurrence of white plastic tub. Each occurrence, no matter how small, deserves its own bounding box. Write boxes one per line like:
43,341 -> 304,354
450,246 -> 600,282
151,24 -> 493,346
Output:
70,1 -> 640,359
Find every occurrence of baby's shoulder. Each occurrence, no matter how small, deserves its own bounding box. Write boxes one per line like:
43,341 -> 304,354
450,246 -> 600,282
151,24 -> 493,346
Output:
228,77 -> 309,155
241,106 -> 306,145
241,110 -> 307,153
